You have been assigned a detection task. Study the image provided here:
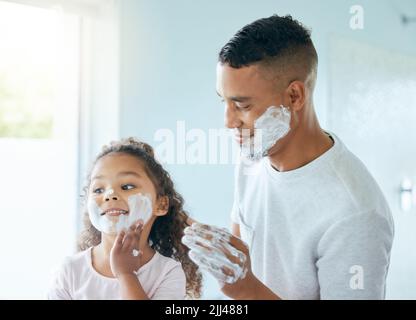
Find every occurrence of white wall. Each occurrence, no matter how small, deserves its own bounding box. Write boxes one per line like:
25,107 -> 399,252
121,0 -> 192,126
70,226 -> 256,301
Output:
118,0 -> 416,298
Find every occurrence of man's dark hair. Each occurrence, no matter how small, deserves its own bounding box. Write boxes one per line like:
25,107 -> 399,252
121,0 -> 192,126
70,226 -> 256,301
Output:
219,15 -> 318,87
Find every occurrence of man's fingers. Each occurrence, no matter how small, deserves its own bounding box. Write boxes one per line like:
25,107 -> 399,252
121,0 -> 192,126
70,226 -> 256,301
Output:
228,234 -> 249,254
188,250 -> 239,284
216,239 -> 247,265
185,223 -> 250,255
182,233 -> 246,267
183,223 -> 250,286
186,216 -> 197,226
185,223 -> 230,240
182,234 -> 217,251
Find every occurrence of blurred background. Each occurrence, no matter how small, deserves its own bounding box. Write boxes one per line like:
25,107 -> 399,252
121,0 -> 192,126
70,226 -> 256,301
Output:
0,0 -> 415,299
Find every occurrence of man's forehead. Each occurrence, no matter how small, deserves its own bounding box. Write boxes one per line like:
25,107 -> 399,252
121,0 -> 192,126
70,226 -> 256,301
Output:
216,62 -> 259,80
216,63 -> 274,97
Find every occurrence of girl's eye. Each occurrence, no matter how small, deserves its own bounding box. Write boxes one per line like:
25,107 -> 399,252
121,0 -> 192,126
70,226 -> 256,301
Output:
121,184 -> 135,191
93,188 -> 104,194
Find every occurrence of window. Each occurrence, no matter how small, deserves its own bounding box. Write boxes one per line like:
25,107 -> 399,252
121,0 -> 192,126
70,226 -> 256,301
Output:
0,0 -> 119,299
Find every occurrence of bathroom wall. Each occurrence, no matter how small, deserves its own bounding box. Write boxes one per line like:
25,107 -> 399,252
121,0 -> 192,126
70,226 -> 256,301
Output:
118,0 -> 416,298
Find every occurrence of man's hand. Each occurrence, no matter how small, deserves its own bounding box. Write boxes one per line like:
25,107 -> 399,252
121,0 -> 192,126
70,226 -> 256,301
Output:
182,222 -> 278,299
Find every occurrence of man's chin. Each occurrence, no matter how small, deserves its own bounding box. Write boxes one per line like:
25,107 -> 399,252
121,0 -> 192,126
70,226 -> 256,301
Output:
264,141 -> 282,159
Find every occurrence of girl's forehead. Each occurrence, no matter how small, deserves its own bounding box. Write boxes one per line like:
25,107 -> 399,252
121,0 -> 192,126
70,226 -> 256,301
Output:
92,153 -> 146,178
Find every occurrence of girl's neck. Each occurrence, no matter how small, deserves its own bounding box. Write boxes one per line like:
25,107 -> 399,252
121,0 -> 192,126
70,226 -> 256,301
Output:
94,233 -> 156,271
105,227 -> 153,249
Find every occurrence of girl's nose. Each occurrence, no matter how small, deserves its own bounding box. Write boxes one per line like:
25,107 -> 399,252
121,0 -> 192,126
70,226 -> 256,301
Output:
105,195 -> 119,201
104,188 -> 119,201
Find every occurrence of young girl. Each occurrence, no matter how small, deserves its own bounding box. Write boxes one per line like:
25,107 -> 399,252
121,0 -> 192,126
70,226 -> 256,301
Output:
48,137 -> 202,299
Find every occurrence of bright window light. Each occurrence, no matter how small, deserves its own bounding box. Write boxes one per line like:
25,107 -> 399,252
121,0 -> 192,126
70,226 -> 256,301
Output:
0,0 -> 80,299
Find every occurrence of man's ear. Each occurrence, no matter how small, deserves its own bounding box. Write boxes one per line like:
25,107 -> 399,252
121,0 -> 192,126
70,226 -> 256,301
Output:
285,81 -> 306,112
155,196 -> 169,216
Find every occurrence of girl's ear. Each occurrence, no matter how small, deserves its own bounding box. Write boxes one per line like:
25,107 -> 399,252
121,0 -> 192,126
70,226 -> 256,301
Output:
155,196 -> 169,216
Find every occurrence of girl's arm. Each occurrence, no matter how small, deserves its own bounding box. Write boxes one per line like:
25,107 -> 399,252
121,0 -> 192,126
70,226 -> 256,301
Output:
117,274 -> 149,300
110,223 -> 149,300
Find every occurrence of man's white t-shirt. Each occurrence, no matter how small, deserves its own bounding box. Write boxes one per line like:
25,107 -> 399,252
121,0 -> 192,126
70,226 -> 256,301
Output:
48,248 -> 186,300
231,133 -> 394,299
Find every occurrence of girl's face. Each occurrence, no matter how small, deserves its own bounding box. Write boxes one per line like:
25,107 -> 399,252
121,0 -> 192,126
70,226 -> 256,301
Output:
88,153 -> 167,231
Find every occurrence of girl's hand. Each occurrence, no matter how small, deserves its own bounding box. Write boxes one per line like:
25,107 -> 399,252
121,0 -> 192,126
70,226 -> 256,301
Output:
110,220 -> 143,278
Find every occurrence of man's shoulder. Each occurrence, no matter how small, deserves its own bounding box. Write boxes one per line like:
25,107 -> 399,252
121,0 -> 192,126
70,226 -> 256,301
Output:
329,136 -> 389,211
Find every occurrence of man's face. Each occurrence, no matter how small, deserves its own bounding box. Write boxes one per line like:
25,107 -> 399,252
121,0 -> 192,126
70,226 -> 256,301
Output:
216,62 -> 286,145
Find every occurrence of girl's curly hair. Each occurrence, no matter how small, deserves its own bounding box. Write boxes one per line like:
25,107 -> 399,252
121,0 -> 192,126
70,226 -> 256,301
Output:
77,137 -> 202,299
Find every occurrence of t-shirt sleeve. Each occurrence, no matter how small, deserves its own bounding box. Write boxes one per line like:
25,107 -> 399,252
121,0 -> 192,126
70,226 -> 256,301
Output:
151,263 -> 187,300
230,195 -> 241,225
47,259 -> 72,300
316,210 -> 394,299
230,161 -> 241,225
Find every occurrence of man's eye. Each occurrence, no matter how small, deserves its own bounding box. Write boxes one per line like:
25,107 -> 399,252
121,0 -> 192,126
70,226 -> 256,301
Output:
121,184 -> 135,190
236,104 -> 251,110
93,188 -> 104,194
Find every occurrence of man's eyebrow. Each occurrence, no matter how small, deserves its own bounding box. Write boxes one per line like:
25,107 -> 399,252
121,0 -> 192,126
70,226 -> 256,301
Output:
216,90 -> 252,102
229,96 -> 251,102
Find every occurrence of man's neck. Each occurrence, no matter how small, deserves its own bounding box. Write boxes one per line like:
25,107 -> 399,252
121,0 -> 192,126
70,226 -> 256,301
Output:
268,124 -> 334,172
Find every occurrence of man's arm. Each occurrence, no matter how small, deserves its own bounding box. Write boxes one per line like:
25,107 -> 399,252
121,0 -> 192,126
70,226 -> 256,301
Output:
220,226 -> 280,300
231,222 -> 241,238
317,211 -> 394,299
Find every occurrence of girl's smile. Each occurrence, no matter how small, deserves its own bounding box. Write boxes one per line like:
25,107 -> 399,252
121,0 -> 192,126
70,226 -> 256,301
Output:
100,208 -> 129,216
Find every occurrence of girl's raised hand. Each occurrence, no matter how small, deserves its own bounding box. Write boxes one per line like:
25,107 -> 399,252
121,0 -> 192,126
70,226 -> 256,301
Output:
110,220 -> 144,278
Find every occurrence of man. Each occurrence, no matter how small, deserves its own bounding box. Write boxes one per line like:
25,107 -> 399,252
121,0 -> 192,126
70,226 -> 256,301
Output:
183,14 -> 394,300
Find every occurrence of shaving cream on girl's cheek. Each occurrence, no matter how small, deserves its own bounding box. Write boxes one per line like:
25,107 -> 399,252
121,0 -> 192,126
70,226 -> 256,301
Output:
239,105 -> 291,161
87,193 -> 153,235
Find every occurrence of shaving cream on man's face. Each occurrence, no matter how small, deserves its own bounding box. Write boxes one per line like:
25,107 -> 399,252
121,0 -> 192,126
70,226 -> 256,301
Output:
238,105 -> 291,161
87,192 -> 153,235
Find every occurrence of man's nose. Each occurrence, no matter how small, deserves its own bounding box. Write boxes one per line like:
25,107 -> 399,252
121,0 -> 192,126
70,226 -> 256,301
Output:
224,103 -> 242,129
104,189 -> 119,201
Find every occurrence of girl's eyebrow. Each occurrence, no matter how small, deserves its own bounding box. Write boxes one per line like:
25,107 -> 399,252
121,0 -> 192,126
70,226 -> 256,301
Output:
92,171 -> 141,181
117,171 -> 142,178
